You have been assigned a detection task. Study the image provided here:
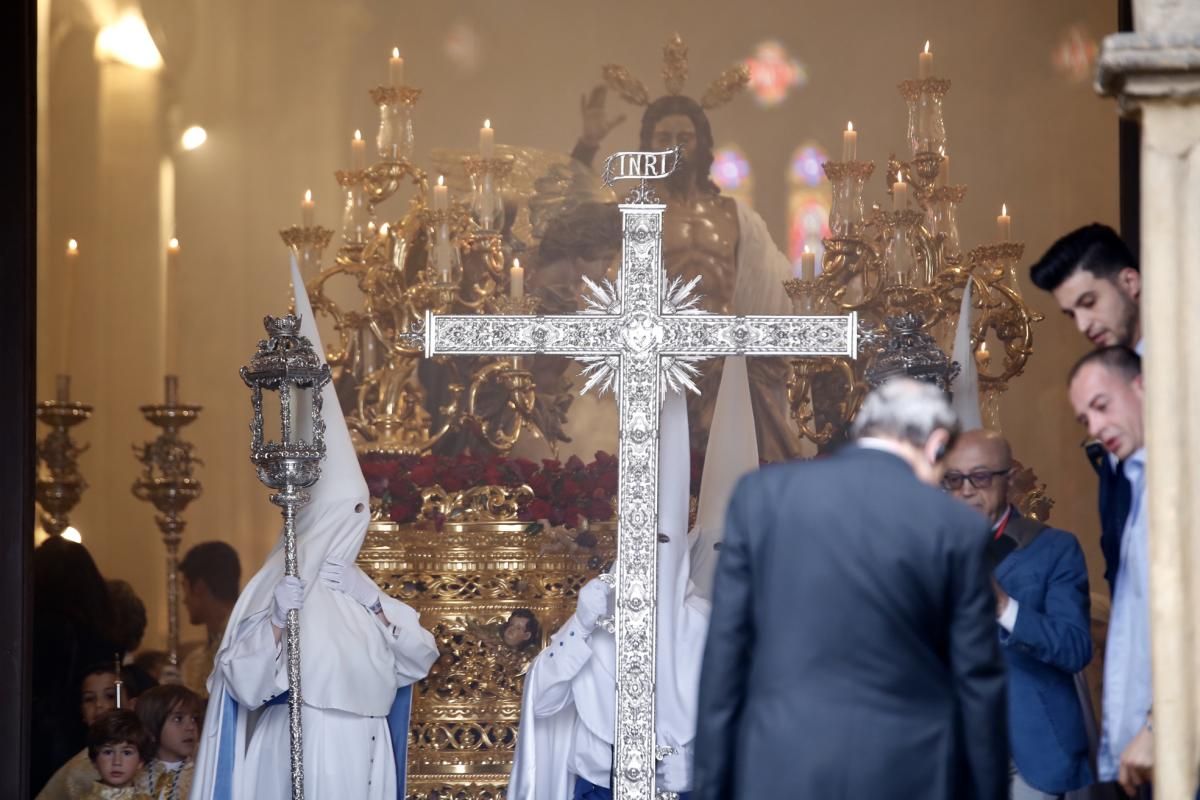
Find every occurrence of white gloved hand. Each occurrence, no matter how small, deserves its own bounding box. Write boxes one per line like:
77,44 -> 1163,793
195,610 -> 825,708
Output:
574,577 -> 612,632
319,556 -> 381,610
271,576 -> 305,629
655,746 -> 692,793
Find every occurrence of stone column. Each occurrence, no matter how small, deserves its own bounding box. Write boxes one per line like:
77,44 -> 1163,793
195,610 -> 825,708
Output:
1097,8 -> 1200,797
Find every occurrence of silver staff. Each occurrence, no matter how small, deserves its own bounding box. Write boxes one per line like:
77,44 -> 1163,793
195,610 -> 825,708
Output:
241,313 -> 332,800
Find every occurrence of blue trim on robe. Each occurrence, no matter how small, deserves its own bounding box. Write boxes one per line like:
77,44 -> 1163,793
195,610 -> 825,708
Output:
211,687 -> 413,799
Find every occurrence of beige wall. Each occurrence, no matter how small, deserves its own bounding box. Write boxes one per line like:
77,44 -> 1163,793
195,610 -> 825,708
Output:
40,0 -> 1119,650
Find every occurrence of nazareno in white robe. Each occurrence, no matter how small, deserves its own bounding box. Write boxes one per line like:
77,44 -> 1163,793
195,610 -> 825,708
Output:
190,262 -> 439,800
509,387 -> 739,797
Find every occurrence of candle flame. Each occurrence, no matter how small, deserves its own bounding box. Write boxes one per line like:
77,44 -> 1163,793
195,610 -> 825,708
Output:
979,340 -> 989,354
1002,203 -> 1007,215
896,169 -> 904,183
512,257 -> 521,269
168,237 -> 180,250
354,129 -> 362,141
847,121 -> 854,132
484,118 -> 491,129
392,47 -> 400,58
66,238 -> 79,254
924,40 -> 930,53
437,174 -> 444,187
379,222 -> 390,236
803,245 -> 811,254
304,189 -> 312,203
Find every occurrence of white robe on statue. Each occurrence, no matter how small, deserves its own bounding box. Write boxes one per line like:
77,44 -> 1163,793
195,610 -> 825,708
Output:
508,389 -> 714,798
190,262 -> 439,800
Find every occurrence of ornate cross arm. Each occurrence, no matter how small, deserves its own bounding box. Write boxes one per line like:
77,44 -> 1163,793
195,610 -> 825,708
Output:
425,310 -> 857,359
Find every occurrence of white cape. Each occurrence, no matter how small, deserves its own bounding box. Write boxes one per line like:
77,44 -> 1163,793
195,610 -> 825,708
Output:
191,262 -> 439,800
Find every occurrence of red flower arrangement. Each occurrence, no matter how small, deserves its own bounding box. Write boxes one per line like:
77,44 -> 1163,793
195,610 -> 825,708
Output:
360,449 -> 707,531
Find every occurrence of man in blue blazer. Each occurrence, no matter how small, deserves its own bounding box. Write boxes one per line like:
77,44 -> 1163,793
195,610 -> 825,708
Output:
944,429 -> 1094,799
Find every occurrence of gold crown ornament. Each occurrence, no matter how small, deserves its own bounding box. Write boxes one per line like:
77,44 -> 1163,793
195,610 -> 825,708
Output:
601,33 -> 751,110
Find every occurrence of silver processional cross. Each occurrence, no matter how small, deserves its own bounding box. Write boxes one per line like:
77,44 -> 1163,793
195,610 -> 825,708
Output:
425,147 -> 858,800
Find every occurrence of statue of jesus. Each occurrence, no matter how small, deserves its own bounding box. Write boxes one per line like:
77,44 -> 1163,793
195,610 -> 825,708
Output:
570,82 -> 802,466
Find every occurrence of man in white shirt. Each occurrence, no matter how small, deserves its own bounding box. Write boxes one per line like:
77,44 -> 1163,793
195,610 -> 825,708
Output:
1068,346 -> 1151,798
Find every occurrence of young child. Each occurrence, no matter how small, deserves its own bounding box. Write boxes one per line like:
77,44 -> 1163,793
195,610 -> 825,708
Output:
80,711 -> 154,799
134,685 -> 202,800
36,663 -> 158,800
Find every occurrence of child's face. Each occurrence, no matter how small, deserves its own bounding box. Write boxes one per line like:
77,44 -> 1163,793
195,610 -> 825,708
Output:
81,672 -> 118,726
157,703 -> 200,762
94,741 -> 142,787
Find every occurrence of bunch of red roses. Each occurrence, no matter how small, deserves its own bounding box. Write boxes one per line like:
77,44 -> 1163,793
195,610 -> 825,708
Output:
360,448 -> 708,530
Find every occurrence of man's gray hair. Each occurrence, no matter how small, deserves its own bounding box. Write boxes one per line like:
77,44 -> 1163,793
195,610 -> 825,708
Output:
850,378 -> 960,447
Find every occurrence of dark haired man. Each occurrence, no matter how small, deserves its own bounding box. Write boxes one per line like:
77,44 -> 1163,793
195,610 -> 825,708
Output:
1030,223 -> 1141,353
1030,223 -> 1141,601
178,541 -> 241,697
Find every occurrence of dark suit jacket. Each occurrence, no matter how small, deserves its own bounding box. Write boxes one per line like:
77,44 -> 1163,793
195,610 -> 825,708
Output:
994,510 -> 1094,793
693,445 -> 1008,800
1087,441 -> 1131,596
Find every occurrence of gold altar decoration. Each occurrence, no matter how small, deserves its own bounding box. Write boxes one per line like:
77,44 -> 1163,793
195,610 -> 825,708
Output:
784,69 -> 1044,441
284,67 -> 577,459
358,512 -> 614,800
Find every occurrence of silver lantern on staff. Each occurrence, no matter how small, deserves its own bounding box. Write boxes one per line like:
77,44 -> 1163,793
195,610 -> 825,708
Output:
240,312 -> 332,800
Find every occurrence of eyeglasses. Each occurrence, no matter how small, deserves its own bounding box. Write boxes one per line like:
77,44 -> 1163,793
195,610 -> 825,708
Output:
941,468 -> 1011,491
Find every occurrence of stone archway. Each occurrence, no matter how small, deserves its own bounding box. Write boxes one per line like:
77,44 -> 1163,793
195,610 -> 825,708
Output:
1097,3 -> 1200,794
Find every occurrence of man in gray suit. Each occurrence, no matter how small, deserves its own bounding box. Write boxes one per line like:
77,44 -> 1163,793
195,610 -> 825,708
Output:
693,378 -> 1008,800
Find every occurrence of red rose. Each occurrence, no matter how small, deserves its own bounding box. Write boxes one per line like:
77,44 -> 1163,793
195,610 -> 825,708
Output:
527,499 -> 554,521
561,479 -> 582,498
565,455 -> 585,472
512,458 -> 538,481
528,474 -> 552,497
587,497 -> 614,521
409,464 -> 437,485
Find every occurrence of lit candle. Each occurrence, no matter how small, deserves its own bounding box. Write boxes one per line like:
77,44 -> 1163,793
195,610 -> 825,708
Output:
388,47 -> 404,87
433,175 -> 448,212
892,171 -> 908,210
801,246 -> 816,281
301,189 -> 315,228
479,119 -> 495,159
975,340 -> 991,368
510,257 -> 524,299
919,40 -> 933,79
352,129 -> 366,170
165,237 -> 181,376
60,238 -> 79,376
997,203 -> 1011,241
842,121 -> 857,162
434,176 -> 452,279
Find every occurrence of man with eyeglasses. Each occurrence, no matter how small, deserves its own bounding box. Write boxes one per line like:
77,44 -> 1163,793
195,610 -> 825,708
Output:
943,429 -> 1093,800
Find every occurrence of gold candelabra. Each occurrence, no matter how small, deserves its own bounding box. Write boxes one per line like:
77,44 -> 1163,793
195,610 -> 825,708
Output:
131,375 -> 203,666
784,70 -> 1042,443
283,73 -> 561,457
35,375 -> 92,536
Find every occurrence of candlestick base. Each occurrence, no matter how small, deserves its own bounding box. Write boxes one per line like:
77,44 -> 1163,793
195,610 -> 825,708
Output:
35,398 -> 93,536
